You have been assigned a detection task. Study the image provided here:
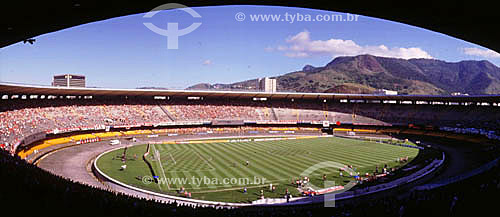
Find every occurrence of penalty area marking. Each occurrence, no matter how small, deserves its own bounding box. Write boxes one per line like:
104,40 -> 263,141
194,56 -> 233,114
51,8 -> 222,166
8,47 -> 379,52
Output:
193,149 -> 215,170
152,144 -> 170,190
163,168 -> 215,173
169,152 -> 176,165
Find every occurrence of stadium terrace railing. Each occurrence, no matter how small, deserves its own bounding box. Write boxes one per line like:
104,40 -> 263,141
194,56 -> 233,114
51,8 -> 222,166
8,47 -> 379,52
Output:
332,152 -> 445,201
415,155 -> 500,191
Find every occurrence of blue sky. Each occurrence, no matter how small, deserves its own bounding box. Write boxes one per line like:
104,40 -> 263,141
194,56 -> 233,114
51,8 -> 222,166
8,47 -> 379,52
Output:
1,5 -> 499,89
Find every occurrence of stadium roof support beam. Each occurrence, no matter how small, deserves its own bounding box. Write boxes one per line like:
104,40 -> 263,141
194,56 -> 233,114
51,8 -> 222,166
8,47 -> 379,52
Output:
1,82 -> 500,104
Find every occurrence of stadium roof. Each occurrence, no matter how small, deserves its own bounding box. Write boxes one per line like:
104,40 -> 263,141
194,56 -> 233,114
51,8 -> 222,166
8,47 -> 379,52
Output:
2,1 -> 500,104
1,82 -> 499,102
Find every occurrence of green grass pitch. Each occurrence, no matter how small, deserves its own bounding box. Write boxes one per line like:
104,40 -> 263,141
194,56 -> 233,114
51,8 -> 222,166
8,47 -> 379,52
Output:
96,136 -> 419,203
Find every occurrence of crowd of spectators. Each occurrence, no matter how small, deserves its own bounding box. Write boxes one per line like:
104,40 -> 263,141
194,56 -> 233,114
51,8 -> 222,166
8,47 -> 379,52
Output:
440,126 -> 500,141
2,99 -> 499,152
339,103 -> 500,130
1,143 -> 499,216
149,126 -> 319,136
165,101 -> 268,121
0,103 -> 169,148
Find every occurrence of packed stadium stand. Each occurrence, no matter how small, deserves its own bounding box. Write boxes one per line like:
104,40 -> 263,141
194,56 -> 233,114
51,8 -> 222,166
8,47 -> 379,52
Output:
2,91 -> 500,152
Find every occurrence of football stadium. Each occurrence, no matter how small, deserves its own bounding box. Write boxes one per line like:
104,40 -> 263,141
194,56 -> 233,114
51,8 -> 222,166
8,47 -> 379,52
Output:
1,2 -> 500,217
1,82 -> 499,213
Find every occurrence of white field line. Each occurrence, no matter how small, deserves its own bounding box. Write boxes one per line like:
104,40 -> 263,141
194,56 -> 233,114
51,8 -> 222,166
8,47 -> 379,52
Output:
152,144 -> 170,190
169,152 -> 176,165
192,149 -> 214,170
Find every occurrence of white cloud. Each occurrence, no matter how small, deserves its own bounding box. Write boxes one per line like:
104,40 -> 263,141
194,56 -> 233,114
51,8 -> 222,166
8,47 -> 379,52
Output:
264,46 -> 274,52
276,30 -> 433,59
202,59 -> 212,66
462,47 -> 500,58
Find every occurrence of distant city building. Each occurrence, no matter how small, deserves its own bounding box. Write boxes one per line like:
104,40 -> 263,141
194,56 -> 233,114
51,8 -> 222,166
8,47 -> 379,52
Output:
258,77 -> 276,92
374,89 -> 398,95
52,74 -> 85,87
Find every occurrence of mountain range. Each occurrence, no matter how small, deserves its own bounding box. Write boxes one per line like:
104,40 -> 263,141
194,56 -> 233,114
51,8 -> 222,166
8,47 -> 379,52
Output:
187,54 -> 500,95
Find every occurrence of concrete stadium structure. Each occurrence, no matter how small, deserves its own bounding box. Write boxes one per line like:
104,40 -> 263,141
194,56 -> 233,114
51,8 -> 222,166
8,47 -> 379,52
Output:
1,82 -> 499,206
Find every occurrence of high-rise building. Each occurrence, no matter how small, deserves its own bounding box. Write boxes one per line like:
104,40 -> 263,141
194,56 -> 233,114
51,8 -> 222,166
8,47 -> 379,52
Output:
52,74 -> 85,87
258,77 -> 277,92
